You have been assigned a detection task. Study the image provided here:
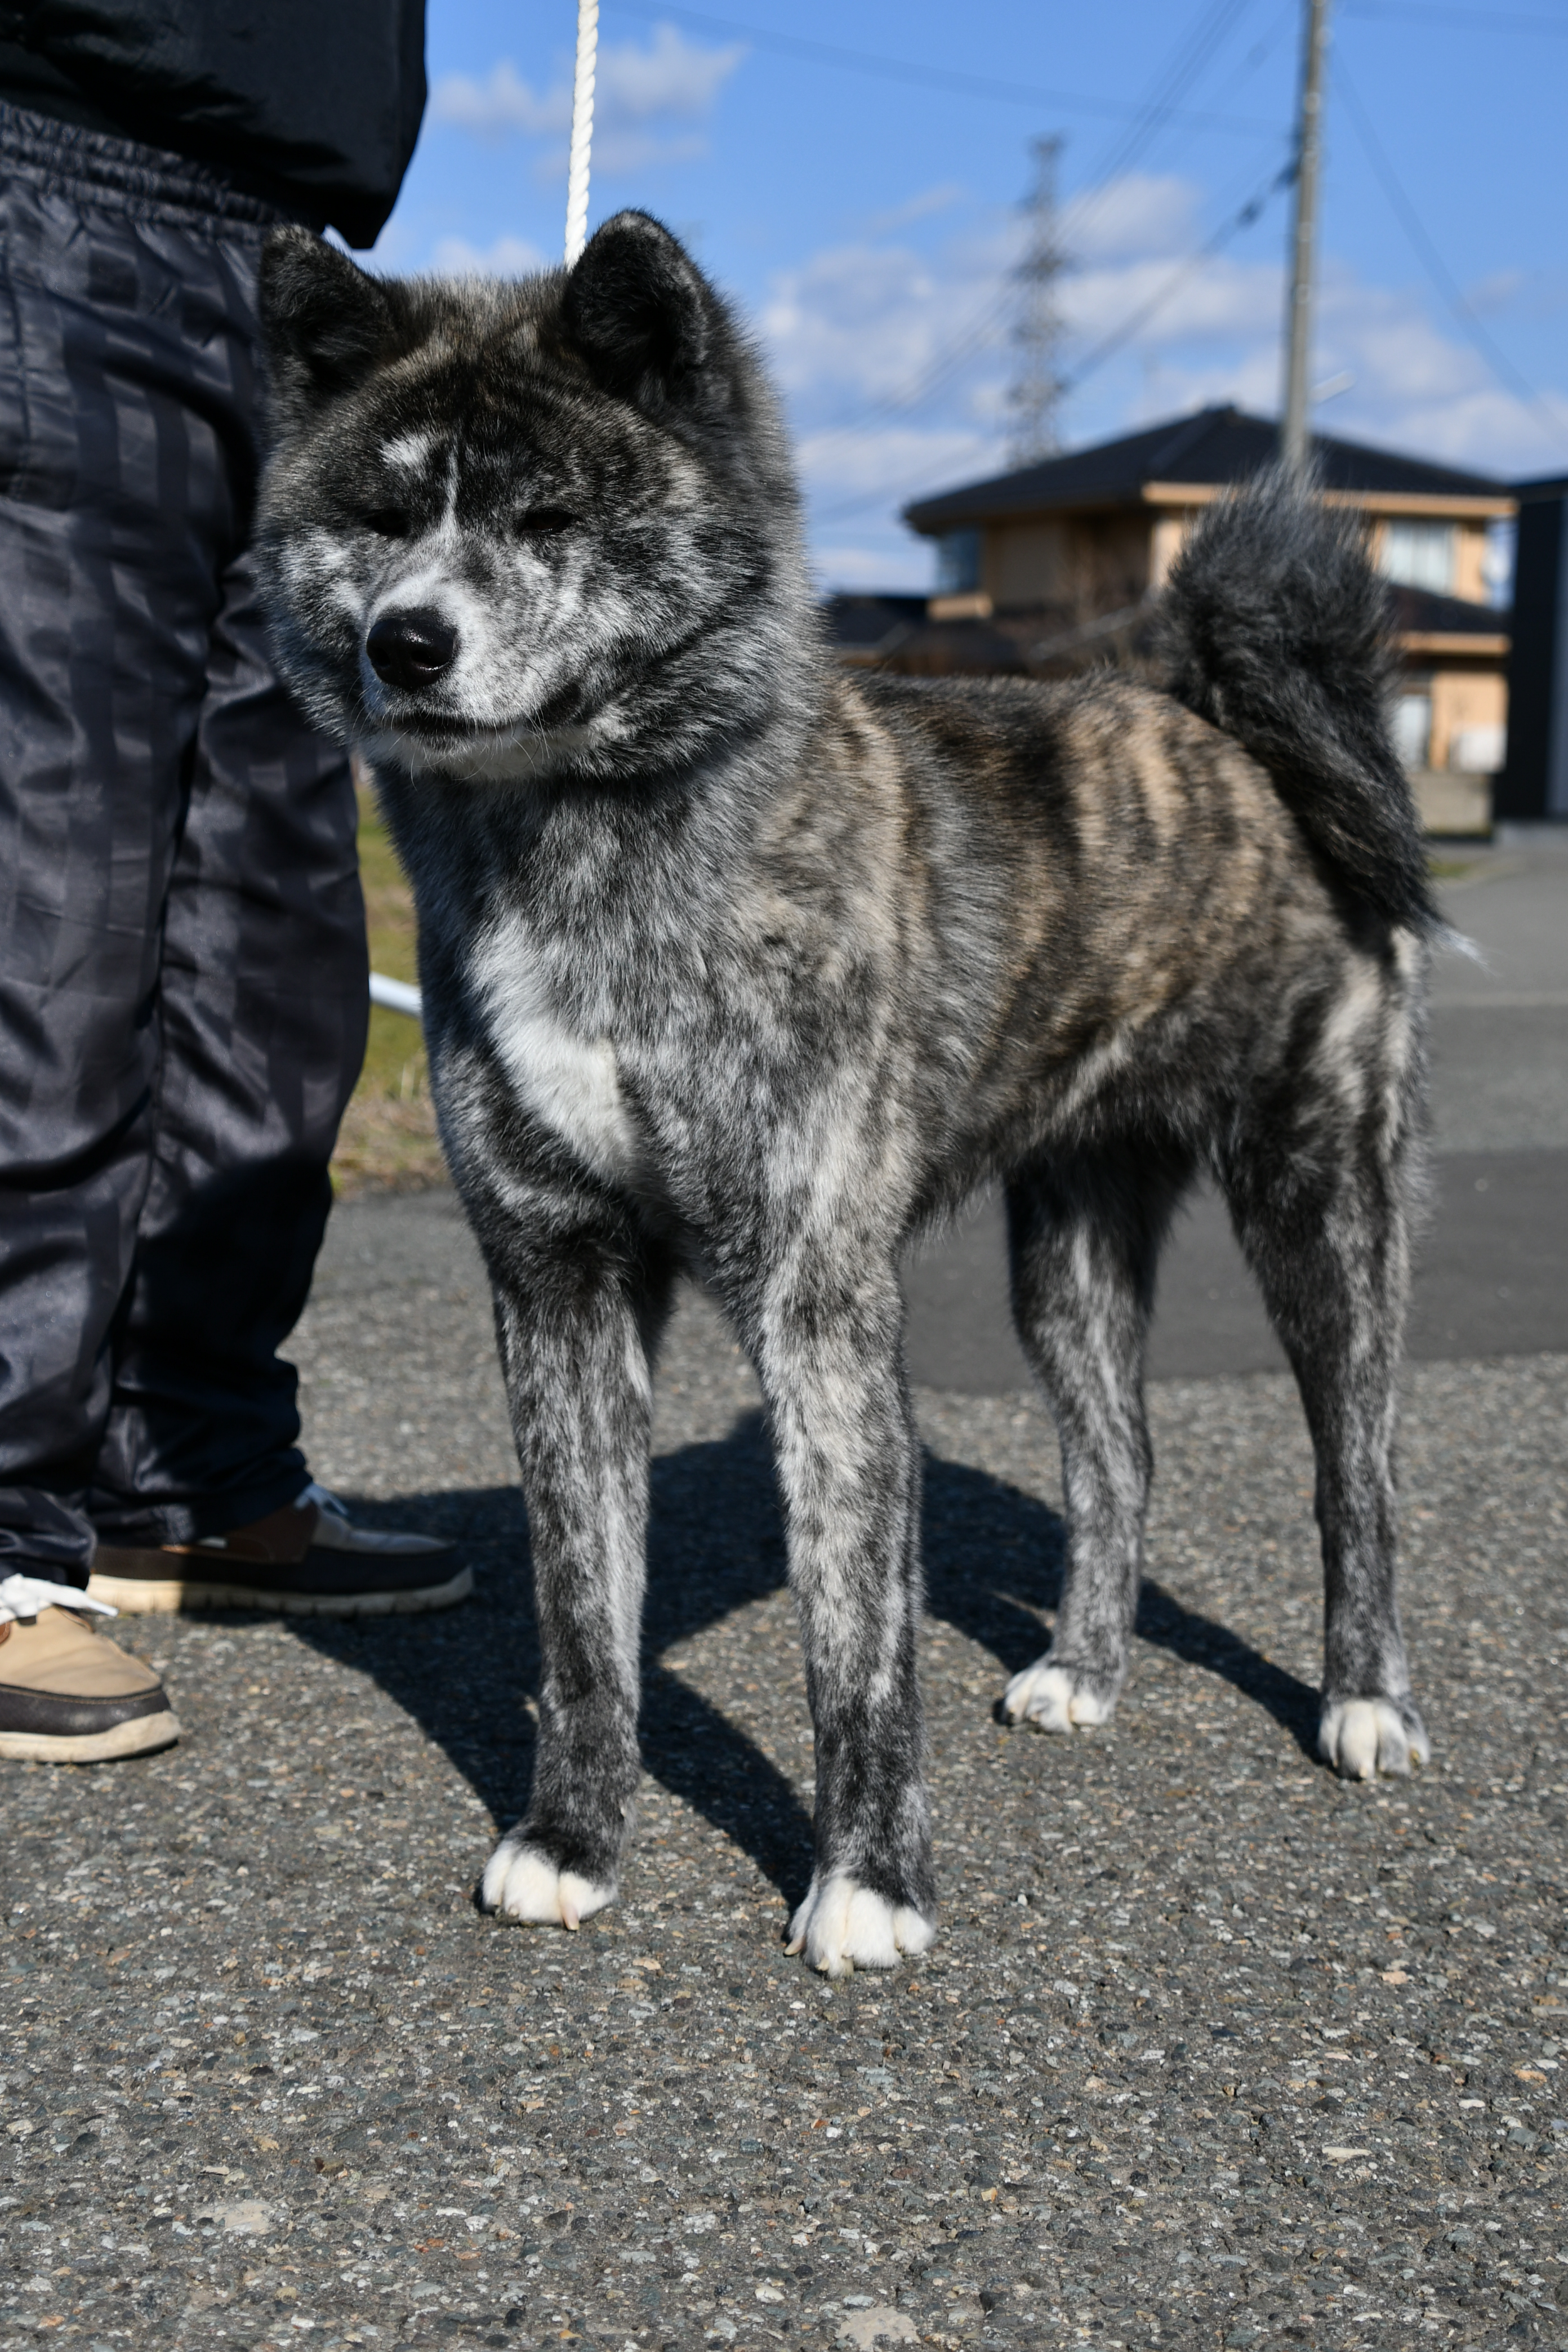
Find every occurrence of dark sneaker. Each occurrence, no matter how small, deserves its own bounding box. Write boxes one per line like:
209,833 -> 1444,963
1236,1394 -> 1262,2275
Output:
87,1483 -> 472,1619
0,1577 -> 181,1763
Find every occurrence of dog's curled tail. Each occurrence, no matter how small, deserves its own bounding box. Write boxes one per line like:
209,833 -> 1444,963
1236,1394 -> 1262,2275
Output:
1157,465 -> 1436,929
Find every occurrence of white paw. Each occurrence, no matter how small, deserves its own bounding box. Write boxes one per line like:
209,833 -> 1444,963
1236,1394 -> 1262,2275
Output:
1002,1658 -> 1116,1732
1319,1698 -> 1431,1781
785,1873 -> 936,1979
479,1838 -> 615,1930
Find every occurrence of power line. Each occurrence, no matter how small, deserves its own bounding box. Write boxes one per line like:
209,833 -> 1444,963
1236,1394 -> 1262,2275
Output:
801,284 -> 1017,461
1202,0 -> 1302,114
596,0 -> 1277,134
801,0 -> 1285,465
1070,0 -> 1257,206
1061,150 -> 1295,394
774,0 -> 1293,521
810,150 -> 1296,525
1331,56 -> 1568,448
1055,0 -> 1263,261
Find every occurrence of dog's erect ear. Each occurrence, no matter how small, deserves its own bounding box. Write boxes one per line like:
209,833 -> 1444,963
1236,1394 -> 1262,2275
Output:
260,226 -> 398,434
562,211 -> 715,413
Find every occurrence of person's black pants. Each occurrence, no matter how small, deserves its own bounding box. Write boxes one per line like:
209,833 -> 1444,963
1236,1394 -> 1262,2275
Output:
0,103 -> 368,1583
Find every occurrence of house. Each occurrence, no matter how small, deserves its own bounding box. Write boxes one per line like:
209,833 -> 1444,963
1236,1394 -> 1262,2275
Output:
880,406 -> 1515,834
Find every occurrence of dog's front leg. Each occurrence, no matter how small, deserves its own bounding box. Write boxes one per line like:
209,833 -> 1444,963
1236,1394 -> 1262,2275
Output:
477,1193 -> 667,1932
754,1261 -> 937,1976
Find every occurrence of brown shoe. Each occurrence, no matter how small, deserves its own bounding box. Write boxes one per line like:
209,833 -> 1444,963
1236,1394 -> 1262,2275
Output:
0,1580 -> 181,1763
88,1482 -> 472,1619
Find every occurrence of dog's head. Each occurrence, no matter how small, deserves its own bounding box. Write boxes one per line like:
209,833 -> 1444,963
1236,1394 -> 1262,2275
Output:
255,213 -> 808,785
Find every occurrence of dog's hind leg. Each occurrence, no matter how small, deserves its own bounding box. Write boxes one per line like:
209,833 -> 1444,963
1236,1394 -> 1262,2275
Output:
1000,1142 -> 1193,1735
472,1174 -> 676,1931
1217,1009 -> 1429,1780
746,1249 -> 936,1977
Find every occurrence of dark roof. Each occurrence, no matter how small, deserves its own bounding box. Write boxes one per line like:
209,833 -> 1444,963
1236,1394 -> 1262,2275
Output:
904,405 -> 1508,533
1514,473 -> 1568,504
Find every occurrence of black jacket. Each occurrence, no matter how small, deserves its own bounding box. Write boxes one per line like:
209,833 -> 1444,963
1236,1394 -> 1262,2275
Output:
0,1 -> 426,244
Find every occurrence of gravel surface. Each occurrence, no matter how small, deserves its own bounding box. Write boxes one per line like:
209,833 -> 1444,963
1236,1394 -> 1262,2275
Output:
3,1210 -> 1566,2352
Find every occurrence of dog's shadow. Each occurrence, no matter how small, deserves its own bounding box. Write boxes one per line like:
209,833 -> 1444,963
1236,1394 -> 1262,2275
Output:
289,1406 -> 1318,1909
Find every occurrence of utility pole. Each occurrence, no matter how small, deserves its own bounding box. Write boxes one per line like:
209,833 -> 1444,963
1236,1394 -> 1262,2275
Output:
1280,0 -> 1331,470
1008,135 -> 1070,469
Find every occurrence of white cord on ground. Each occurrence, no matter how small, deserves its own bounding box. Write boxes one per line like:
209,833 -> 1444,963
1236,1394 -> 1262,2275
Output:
369,972 -> 422,1017
564,0 -> 599,267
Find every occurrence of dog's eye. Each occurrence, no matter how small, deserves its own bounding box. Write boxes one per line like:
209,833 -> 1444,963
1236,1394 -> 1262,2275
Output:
362,507 -> 410,539
514,507 -> 574,538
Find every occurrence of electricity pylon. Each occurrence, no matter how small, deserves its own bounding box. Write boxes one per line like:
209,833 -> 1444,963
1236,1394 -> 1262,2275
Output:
1008,135 -> 1070,470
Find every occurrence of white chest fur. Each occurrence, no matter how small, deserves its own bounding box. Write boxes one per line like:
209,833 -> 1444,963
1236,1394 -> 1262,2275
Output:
472,914 -> 639,1184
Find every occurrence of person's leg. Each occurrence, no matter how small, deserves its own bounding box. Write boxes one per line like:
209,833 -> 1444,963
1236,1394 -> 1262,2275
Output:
86,549 -> 369,1542
86,549 -> 470,1616
0,217 -> 199,1589
0,118 -> 267,1753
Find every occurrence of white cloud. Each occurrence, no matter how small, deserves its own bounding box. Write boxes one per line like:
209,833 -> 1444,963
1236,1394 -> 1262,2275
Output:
1064,250 -> 1284,354
431,59 -> 567,140
587,127 -> 709,177
429,26 -> 744,177
762,234 -> 1013,408
1466,268 -> 1526,318
596,23 -> 745,122
429,233 -> 550,278
799,424 -> 995,504
1070,248 -> 1568,475
858,184 -> 967,241
764,247 -> 955,403
812,541 -> 934,593
1064,172 -> 1204,265
758,166 -> 1568,587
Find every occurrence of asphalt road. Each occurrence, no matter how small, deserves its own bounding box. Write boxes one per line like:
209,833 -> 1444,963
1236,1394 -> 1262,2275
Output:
907,846 -> 1568,1390
3,848 -> 1566,2352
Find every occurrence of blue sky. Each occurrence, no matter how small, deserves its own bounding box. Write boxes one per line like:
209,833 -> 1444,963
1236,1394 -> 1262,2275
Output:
367,0 -> 1568,591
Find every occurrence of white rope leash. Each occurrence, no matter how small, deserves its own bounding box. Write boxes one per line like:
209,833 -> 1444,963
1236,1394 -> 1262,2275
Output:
564,0 -> 599,267
368,3 -> 599,1022
369,971 -> 421,1017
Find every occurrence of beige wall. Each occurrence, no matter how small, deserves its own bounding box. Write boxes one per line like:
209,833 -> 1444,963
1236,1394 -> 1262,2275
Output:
1429,666 -> 1508,772
982,510 -> 1152,614
978,504 -> 1495,611
1452,523 -> 1490,604
983,518 -> 1071,608
1149,510 -> 1199,587
960,501 -> 1500,651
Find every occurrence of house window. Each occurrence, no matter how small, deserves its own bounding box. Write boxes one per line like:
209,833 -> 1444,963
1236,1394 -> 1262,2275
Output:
935,528 -> 981,595
1449,720 -> 1505,773
1380,520 -> 1457,595
1392,688 -> 1432,772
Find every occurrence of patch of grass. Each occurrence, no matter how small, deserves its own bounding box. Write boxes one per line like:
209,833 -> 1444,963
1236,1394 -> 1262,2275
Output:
331,785 -> 447,1198
1428,854 -> 1488,880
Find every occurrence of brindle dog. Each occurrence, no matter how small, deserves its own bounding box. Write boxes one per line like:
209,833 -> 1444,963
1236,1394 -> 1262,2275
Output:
255,211 -> 1432,1975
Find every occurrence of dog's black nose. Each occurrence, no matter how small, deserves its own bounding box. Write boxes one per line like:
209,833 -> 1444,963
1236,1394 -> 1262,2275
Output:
366,607 -> 458,691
